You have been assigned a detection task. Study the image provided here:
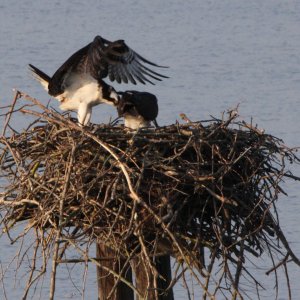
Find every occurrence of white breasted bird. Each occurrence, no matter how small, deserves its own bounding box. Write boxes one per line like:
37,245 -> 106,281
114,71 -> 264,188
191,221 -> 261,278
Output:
29,35 -> 167,126
117,91 -> 159,130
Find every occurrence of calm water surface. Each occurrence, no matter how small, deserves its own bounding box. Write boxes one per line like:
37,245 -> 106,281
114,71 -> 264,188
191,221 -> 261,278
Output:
1,0 -> 300,299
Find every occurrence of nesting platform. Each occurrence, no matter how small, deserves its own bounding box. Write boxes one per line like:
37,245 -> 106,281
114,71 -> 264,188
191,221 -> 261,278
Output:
0,91 -> 300,299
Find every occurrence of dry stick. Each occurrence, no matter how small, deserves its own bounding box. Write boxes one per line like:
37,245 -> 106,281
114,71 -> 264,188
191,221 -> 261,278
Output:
137,233 -> 160,300
106,245 -> 140,300
283,262 -> 292,300
22,253 -> 47,298
202,185 -> 237,206
267,214 -> 300,267
0,198 -> 41,207
265,254 -> 290,276
166,264 -> 188,294
22,229 -> 41,300
181,266 -> 192,300
0,261 -> 8,300
265,241 -> 279,299
49,145 -> 75,300
1,139 -> 21,171
57,257 -> 117,264
232,240 -> 244,300
1,90 -> 20,137
78,240 -> 93,300
279,237 -> 300,267
202,250 -> 217,300
82,258 -> 89,300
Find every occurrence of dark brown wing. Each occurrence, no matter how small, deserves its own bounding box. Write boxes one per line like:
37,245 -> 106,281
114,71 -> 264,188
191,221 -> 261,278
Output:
48,35 -> 167,96
87,36 -> 168,85
48,44 -> 91,96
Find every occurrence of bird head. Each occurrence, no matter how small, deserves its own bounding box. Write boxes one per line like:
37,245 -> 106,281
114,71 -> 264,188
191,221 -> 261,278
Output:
116,92 -> 140,117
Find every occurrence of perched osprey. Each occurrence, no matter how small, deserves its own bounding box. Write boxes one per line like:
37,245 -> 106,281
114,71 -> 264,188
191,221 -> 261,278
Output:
117,91 -> 159,129
29,35 -> 167,125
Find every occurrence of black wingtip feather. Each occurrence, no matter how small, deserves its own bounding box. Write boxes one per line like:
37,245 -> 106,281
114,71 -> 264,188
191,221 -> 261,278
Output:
28,64 -> 51,83
135,52 -> 169,68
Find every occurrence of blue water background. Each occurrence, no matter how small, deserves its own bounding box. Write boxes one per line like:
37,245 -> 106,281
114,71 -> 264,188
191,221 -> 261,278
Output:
0,1 -> 300,299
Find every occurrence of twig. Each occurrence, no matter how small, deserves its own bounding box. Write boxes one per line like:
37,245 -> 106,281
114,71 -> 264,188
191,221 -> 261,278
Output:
49,145 -> 75,300
1,90 -> 20,137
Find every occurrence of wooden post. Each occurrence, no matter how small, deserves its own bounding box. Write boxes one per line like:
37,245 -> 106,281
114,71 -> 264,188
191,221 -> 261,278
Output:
155,255 -> 174,300
133,255 -> 174,300
96,243 -> 134,300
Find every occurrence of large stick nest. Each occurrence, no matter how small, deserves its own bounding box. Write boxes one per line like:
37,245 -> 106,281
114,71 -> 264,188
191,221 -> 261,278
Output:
1,91 -> 300,299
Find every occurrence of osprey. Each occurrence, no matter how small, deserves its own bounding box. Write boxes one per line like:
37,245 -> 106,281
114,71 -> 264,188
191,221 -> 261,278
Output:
29,35 -> 167,125
117,91 -> 159,129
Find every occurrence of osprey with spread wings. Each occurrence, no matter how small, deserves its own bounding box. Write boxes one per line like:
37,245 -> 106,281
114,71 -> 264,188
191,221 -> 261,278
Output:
29,35 -> 167,125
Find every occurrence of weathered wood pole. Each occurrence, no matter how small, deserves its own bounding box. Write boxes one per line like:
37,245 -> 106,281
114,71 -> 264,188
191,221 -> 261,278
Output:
96,244 -> 174,300
96,243 -> 134,300
133,255 -> 174,300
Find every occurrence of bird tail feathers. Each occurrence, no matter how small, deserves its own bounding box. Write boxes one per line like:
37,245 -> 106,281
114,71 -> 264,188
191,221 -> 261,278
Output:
28,64 -> 50,91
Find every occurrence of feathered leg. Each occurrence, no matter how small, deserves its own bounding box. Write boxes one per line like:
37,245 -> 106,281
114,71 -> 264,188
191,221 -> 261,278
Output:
78,102 -> 92,126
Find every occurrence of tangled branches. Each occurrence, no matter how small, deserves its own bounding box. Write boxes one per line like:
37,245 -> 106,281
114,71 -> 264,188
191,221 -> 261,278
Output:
0,91 -> 299,299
